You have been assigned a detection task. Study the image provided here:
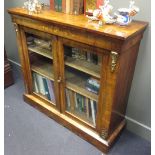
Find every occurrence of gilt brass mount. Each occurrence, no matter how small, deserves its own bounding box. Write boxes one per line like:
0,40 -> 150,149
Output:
13,23 -> 18,32
101,129 -> 108,139
111,51 -> 118,72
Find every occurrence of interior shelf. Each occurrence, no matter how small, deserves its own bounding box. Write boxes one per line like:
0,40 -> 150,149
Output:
65,56 -> 101,79
28,45 -> 53,60
66,109 -> 94,126
65,71 -> 98,102
31,61 -> 54,81
31,59 -> 99,101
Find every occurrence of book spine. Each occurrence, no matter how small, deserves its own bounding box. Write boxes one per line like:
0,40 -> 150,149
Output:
81,96 -> 84,112
74,93 -> 78,109
32,73 -> 39,93
98,55 -> 102,66
84,0 -> 86,15
94,101 -> 97,116
50,0 -> 55,10
65,89 -> 71,108
83,97 -> 86,113
76,94 -> 81,112
62,0 -> 66,13
73,0 -> 79,15
70,0 -> 74,14
85,98 -> 89,118
66,0 -> 70,14
36,74 -> 46,96
54,0 -> 59,11
90,100 -> 96,126
42,78 -> 51,100
68,90 -> 75,111
88,99 -> 92,117
87,52 -> 91,62
58,0 -> 62,12
84,0 -> 96,16
79,0 -> 84,14
46,80 -> 56,103
96,0 -> 103,9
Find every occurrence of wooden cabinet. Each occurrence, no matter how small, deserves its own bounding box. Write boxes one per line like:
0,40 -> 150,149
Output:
8,7 -> 148,153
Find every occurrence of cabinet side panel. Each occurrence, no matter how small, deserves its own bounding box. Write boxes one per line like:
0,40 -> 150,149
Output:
109,41 -> 141,135
13,24 -> 30,93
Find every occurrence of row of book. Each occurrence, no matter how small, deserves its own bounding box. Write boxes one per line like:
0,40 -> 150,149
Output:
50,0 -> 84,15
65,46 -> 102,65
50,0 -> 104,15
65,89 -> 97,126
27,36 -> 102,66
32,72 -> 56,104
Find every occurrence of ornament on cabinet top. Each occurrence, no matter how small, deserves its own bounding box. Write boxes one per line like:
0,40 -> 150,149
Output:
114,0 -> 140,26
86,0 -> 115,25
23,0 -> 42,14
86,0 -> 139,26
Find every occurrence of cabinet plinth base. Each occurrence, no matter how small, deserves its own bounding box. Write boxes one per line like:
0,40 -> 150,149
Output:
23,94 -> 126,153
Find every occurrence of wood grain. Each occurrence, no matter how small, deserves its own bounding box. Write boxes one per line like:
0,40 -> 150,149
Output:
8,7 -> 148,40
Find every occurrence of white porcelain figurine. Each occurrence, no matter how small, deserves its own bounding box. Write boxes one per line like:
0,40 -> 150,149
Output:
114,0 -> 140,26
86,0 -> 115,26
23,0 -> 42,14
86,0 -> 140,26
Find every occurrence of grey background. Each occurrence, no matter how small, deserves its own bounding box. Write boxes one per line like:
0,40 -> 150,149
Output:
4,0 -> 151,141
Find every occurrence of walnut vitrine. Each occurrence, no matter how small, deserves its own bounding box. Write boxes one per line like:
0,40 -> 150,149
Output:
8,7 -> 148,153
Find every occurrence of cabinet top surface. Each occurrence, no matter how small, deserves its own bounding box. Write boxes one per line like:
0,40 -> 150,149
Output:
8,7 -> 148,40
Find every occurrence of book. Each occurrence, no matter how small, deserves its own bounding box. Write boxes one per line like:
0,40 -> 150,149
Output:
65,89 -> 71,108
54,0 -> 59,11
79,0 -> 84,14
81,95 -> 84,112
84,0 -> 103,15
86,77 -> 100,94
88,99 -> 92,117
84,0 -> 97,15
86,52 -> 91,62
62,0 -> 66,13
73,0 -> 79,15
85,98 -> 89,118
50,0 -> 55,10
42,77 -> 51,100
74,93 -> 78,109
96,0 -> 104,9
92,53 -> 98,64
68,89 -> 75,111
66,0 -> 70,14
90,100 -> 96,126
76,93 -> 82,112
32,72 -> 39,93
58,0 -> 62,12
70,0 -> 74,14
46,79 -> 56,103
35,74 -> 47,97
98,55 -> 102,66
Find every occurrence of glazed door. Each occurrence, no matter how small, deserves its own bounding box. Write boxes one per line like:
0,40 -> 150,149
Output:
20,27 -> 60,110
58,38 -> 105,130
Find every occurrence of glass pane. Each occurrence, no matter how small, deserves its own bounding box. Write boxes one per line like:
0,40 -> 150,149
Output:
64,45 -> 101,127
26,32 -> 56,105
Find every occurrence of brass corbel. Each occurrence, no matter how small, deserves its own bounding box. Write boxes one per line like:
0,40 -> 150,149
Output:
111,51 -> 118,72
101,128 -> 108,139
13,23 -> 18,32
